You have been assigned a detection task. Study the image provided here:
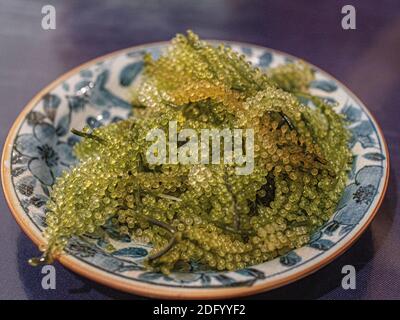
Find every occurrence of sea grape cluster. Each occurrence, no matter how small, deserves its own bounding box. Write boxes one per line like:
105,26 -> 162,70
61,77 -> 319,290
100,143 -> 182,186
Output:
31,31 -> 351,273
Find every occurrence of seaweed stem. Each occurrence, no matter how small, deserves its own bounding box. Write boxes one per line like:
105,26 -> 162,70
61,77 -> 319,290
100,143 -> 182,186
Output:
71,128 -> 105,144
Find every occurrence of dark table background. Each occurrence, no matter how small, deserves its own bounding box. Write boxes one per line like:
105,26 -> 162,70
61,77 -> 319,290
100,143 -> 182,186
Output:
0,0 -> 399,300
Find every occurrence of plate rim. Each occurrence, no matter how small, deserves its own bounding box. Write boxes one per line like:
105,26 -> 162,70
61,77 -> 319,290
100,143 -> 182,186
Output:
1,40 -> 390,299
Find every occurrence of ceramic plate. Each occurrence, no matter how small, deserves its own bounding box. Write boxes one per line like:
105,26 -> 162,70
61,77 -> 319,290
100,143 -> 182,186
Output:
1,41 -> 389,299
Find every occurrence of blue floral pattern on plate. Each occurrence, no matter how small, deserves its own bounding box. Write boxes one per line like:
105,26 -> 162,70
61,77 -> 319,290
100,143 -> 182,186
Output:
15,123 -> 76,186
6,42 -> 388,291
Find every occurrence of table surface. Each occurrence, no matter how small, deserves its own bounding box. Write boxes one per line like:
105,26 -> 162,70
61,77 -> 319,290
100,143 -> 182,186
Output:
0,0 -> 399,300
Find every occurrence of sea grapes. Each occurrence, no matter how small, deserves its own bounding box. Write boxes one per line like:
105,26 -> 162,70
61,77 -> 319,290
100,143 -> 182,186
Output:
30,31 -> 351,273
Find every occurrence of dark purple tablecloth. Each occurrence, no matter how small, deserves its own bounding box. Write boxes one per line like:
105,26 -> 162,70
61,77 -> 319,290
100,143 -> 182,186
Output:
0,0 -> 399,300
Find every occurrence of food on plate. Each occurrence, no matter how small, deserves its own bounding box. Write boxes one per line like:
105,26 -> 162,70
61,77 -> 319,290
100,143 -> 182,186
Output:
29,31 -> 351,274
